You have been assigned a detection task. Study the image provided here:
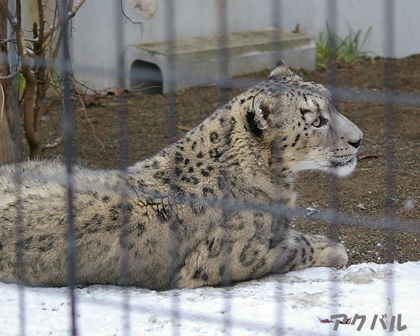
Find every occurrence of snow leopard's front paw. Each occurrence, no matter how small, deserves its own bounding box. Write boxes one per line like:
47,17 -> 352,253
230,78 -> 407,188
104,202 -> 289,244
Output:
315,238 -> 348,268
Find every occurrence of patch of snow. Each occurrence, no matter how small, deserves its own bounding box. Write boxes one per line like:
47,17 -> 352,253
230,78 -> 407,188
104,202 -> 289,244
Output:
0,262 -> 419,335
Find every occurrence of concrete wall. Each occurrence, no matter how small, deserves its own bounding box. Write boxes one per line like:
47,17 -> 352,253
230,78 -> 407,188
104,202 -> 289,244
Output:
70,0 -> 419,57
57,0 -> 420,90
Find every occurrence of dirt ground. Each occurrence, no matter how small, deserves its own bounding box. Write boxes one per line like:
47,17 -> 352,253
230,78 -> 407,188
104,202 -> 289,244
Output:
37,55 -> 420,267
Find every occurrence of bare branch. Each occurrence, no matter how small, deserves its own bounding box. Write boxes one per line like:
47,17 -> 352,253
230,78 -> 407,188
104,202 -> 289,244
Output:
0,0 -> 15,28
1,37 -> 41,44
43,20 -> 64,100
59,40 -> 113,161
70,70 -> 113,162
73,77 -> 100,95
46,0 -> 59,60
14,1 -> 34,82
37,0 -> 44,43
0,38 -> 13,44
16,28 -> 32,78
48,81 -> 63,91
68,0 -> 75,12
0,69 -> 22,80
43,0 -> 87,40
16,0 -> 21,30
47,80 -> 80,99
14,0 -> 42,157
33,22 -> 38,40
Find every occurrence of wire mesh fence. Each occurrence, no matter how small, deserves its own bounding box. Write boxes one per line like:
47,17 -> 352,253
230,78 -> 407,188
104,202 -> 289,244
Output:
0,0 -> 418,335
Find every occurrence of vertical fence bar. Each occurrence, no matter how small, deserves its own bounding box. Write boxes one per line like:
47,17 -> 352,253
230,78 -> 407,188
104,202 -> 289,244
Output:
325,2 -> 341,330
12,75 -> 25,336
115,1 -> 131,335
1,3 -> 26,333
165,0 -> 178,144
270,1 -> 284,334
384,0 -> 396,319
326,0 -> 339,219
0,4 -> 25,334
164,1 -> 180,335
14,147 -> 24,336
216,1 -> 233,335
217,0 -> 228,91
60,0 -> 77,334
271,0 -> 281,63
2,2 -> 27,327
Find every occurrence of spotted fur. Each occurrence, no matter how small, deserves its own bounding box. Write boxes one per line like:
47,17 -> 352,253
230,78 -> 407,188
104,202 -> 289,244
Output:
0,62 -> 363,289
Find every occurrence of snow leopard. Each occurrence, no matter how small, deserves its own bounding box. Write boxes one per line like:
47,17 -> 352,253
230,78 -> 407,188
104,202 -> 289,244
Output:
0,61 -> 363,290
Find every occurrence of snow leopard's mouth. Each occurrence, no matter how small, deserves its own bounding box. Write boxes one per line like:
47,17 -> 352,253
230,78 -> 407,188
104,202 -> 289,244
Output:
329,156 -> 357,176
330,157 -> 355,168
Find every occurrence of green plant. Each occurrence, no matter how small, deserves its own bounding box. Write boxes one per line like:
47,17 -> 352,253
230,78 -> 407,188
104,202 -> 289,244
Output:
13,72 -> 26,100
316,22 -> 372,67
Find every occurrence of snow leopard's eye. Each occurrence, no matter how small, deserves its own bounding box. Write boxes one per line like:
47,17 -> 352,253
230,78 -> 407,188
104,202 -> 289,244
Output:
312,115 -> 327,128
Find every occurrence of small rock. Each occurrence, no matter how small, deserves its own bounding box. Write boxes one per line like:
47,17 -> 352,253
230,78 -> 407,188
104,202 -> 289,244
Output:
357,203 -> 366,210
305,206 -> 320,217
404,198 -> 416,211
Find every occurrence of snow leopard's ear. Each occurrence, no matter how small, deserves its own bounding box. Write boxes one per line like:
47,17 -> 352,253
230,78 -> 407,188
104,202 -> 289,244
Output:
269,61 -> 294,80
247,94 -> 273,138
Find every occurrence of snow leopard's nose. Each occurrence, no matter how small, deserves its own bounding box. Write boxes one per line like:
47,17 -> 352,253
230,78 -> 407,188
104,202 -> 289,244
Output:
348,138 -> 362,149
